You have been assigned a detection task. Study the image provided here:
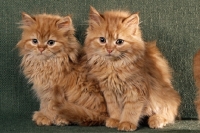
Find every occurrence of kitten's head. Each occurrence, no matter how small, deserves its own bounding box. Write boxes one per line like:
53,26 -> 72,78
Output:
17,13 -> 79,62
84,7 -> 145,63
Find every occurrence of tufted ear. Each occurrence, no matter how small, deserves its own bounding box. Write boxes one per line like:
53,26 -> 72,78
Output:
89,6 -> 103,27
21,12 -> 35,27
57,16 -> 72,30
123,13 -> 139,26
123,13 -> 140,34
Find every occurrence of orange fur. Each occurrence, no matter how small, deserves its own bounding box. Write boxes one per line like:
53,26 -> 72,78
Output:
84,7 -> 181,131
193,49 -> 200,119
17,12 -> 107,126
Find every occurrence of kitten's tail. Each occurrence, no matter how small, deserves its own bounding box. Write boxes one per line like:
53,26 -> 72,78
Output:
52,86 -> 108,126
55,102 -> 107,126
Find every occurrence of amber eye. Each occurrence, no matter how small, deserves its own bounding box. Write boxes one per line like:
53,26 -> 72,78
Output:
47,40 -> 55,46
32,39 -> 38,44
116,39 -> 124,45
99,37 -> 106,43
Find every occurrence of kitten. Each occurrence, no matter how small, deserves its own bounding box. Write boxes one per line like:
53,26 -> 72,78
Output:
84,7 -> 181,131
193,49 -> 200,119
17,12 -> 107,126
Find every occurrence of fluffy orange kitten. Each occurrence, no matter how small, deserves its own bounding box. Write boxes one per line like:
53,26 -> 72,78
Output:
17,12 -> 107,126
193,50 -> 200,119
84,7 -> 181,131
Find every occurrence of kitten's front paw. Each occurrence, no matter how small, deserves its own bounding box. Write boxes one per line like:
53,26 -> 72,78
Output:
54,116 -> 70,126
117,121 -> 137,131
32,111 -> 52,126
148,115 -> 167,129
106,118 -> 119,128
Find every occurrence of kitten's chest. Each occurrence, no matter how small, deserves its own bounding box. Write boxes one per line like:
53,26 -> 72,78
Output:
94,63 -> 145,94
22,58 -> 66,88
96,65 -> 130,92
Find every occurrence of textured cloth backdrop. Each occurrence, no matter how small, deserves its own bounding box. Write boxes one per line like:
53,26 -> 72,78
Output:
0,0 -> 200,132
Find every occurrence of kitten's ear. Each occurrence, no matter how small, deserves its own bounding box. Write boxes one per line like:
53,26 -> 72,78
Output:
57,16 -> 72,31
123,13 -> 140,30
21,12 -> 35,27
89,6 -> 103,26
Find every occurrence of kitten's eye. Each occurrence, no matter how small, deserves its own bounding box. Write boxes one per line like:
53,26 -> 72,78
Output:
32,39 -> 38,44
47,40 -> 55,46
99,37 -> 106,44
116,39 -> 124,45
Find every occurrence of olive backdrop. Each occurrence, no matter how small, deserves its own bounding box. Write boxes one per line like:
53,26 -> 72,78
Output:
0,0 -> 200,132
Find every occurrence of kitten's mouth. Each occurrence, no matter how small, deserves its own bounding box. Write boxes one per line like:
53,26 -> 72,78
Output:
106,53 -> 113,56
105,53 -> 123,61
105,54 -> 119,60
106,54 -> 113,58
36,53 -> 50,60
38,53 -> 45,56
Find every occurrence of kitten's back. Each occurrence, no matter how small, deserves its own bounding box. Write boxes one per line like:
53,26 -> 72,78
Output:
145,41 -> 172,85
193,49 -> 200,119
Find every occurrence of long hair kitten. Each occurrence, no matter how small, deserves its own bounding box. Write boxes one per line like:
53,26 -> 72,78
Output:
193,49 -> 200,119
84,7 -> 181,131
17,12 -> 107,126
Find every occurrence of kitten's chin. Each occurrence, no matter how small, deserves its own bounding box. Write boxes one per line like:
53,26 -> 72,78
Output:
105,54 -> 112,58
105,54 -> 112,57
105,54 -> 120,61
36,53 -> 52,60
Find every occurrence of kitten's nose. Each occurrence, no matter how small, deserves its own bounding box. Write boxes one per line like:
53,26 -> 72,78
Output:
38,47 -> 45,52
107,49 -> 113,53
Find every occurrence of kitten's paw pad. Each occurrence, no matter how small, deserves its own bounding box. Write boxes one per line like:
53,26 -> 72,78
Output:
148,115 -> 167,129
117,121 -> 137,131
106,118 -> 119,128
54,117 -> 70,126
32,111 -> 52,126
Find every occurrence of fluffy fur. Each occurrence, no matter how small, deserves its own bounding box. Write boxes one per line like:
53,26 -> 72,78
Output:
17,12 -> 107,126
193,49 -> 200,119
84,7 -> 181,131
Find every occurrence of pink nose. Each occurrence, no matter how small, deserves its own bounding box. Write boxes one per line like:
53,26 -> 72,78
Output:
38,47 -> 45,52
107,49 -> 113,53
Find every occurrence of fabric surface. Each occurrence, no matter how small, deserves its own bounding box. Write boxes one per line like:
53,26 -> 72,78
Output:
0,0 -> 200,132
0,114 -> 200,132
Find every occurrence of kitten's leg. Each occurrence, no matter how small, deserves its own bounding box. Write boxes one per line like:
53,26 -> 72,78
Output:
32,99 -> 53,126
148,106 -> 178,129
33,111 -> 69,126
32,111 -> 52,126
148,88 -> 180,128
118,91 -> 144,131
54,115 -> 70,126
103,90 -> 121,128
32,100 -> 69,126
148,114 -> 167,128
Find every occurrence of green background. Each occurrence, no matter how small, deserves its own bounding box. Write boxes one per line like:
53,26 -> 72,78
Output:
0,0 -> 200,132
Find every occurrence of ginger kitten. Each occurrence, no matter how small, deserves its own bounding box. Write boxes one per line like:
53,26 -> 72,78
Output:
193,49 -> 200,119
17,12 -> 107,126
84,7 -> 181,131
